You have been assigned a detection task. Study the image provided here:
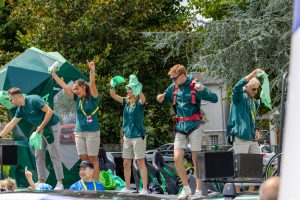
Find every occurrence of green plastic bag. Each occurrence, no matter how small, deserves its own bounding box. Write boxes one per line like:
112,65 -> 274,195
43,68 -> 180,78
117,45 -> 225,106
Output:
113,174 -> 126,190
110,76 -> 125,88
125,74 -> 142,96
102,169 -> 125,190
99,170 -> 116,190
257,72 -> 272,110
29,131 -> 42,150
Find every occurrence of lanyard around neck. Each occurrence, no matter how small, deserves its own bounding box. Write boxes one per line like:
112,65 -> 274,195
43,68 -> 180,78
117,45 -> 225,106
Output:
250,100 -> 256,121
81,180 -> 96,191
79,99 -> 99,117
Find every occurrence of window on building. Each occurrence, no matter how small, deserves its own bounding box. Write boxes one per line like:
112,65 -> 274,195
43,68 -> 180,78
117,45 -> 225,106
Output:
210,135 -> 219,147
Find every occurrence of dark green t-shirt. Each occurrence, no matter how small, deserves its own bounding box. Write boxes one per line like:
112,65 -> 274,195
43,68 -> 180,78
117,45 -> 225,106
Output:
73,95 -> 100,132
15,95 -> 60,126
122,98 -> 145,138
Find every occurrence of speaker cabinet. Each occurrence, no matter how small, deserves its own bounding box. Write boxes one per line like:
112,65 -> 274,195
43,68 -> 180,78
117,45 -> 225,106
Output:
234,153 -> 263,178
0,145 -> 18,165
196,152 -> 234,180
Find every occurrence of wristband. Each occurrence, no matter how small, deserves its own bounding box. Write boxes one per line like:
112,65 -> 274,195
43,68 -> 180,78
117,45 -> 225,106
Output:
90,70 -> 95,74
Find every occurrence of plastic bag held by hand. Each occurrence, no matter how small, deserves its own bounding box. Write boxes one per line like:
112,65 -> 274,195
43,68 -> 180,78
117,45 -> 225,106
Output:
256,71 -> 272,110
110,76 -> 125,88
29,131 -> 42,150
48,61 -> 60,73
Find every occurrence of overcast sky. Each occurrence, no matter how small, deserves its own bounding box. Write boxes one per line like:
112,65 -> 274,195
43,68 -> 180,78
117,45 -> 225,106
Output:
181,0 -> 188,6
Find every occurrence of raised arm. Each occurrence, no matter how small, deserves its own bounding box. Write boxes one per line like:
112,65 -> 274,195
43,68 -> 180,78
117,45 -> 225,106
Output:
109,88 -> 123,104
245,68 -> 264,82
87,60 -> 99,98
51,67 -> 74,100
232,68 -> 264,103
25,169 -> 35,190
139,91 -> 146,105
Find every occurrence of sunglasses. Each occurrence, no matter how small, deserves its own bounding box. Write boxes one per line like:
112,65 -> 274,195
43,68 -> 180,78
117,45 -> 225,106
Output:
8,94 -> 22,102
171,74 -> 181,82
251,88 -> 259,92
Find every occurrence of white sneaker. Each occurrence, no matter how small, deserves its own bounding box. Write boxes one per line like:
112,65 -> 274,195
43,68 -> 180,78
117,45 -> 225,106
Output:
120,187 -> 131,193
54,182 -> 64,190
139,189 -> 149,195
193,189 -> 202,198
178,186 -> 192,200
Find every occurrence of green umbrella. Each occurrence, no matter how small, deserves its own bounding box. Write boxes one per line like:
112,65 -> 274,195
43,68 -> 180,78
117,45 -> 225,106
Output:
0,47 -> 87,108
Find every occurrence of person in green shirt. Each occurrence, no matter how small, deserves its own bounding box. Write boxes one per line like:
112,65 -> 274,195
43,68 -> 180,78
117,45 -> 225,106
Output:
227,68 -> 264,192
109,74 -> 148,195
157,64 -> 218,200
51,60 -> 100,180
0,87 -> 64,190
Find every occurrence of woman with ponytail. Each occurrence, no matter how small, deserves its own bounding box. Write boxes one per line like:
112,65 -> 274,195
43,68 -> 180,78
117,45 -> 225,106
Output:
52,60 -> 100,180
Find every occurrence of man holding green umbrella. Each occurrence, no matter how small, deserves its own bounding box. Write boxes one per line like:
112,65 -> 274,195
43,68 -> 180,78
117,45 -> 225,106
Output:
0,87 -> 64,190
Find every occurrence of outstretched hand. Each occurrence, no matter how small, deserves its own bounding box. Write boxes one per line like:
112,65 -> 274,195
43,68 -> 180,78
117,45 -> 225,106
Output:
25,167 -> 33,179
87,60 -> 95,71
157,93 -> 165,103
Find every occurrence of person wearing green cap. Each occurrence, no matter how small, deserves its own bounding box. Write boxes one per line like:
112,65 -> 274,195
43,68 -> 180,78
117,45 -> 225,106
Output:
109,74 -> 148,195
51,60 -> 100,180
226,68 -> 264,192
0,87 -> 64,190
157,64 -> 218,200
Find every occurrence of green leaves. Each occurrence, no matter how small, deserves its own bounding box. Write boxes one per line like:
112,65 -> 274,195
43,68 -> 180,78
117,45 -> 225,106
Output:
2,0 -> 188,148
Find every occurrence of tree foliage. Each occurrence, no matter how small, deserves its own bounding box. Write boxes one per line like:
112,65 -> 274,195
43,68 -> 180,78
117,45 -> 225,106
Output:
0,0 -> 23,52
197,0 -> 292,106
151,0 -> 292,110
8,0 -> 189,148
188,0 -> 247,20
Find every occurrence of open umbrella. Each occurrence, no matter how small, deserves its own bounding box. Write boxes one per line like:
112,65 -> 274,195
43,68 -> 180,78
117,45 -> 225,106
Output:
0,47 -> 87,108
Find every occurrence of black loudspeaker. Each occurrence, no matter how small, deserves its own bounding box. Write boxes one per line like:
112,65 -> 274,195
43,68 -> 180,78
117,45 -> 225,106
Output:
0,145 -> 18,165
196,152 -> 234,180
234,154 -> 263,178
